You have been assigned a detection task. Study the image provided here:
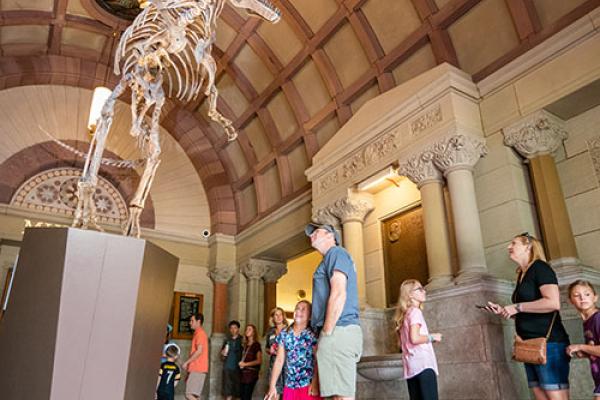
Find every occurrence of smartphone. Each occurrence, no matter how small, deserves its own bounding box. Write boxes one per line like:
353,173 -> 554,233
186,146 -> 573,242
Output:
475,304 -> 488,309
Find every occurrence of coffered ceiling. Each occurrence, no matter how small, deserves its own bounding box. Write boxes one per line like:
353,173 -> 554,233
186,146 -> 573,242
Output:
0,0 -> 596,235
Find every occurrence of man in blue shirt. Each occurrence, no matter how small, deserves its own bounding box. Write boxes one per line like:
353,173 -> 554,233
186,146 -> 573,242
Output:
305,223 -> 362,400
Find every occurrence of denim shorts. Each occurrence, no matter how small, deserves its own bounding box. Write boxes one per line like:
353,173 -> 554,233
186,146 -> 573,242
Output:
524,341 -> 570,391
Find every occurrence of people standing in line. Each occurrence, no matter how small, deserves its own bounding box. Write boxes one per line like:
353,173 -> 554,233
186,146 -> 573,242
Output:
183,312 -> 209,400
265,307 -> 290,399
567,280 -> 600,398
221,320 -> 243,400
265,300 -> 321,400
239,324 -> 262,400
305,223 -> 362,400
156,344 -> 181,400
485,233 -> 570,400
395,279 -> 441,400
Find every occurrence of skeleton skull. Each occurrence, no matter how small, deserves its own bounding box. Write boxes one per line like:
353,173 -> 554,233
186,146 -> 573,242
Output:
228,0 -> 281,22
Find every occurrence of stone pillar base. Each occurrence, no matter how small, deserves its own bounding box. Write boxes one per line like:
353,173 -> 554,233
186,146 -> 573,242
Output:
454,267 -> 489,284
208,333 -> 225,400
426,274 -> 454,290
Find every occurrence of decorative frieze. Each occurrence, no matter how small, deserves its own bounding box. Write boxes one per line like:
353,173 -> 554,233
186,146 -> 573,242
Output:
312,207 -> 340,227
397,151 -> 443,187
502,110 -> 568,158
432,134 -> 488,173
317,130 -> 399,194
410,105 -> 443,136
242,258 -> 269,280
209,265 -> 236,284
587,136 -> 600,185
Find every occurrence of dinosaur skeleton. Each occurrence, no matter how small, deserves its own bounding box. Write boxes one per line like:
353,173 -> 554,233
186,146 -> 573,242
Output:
72,0 -> 280,237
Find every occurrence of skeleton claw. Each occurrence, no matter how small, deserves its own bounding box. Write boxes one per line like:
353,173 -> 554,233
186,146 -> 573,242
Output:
72,182 -> 104,232
123,206 -> 143,238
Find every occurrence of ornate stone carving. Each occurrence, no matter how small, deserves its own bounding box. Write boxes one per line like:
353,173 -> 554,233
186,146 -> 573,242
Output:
410,105 -> 443,135
397,151 -> 443,186
329,196 -> 374,224
502,110 -> 568,158
317,130 -> 399,194
11,167 -> 128,225
587,136 -> 600,185
312,207 -> 340,227
432,135 -> 488,172
263,262 -> 288,283
209,265 -> 236,284
242,259 -> 269,280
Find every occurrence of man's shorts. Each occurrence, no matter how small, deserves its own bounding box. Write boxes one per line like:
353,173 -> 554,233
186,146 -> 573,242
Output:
223,368 -> 241,397
317,324 -> 363,398
186,372 -> 207,397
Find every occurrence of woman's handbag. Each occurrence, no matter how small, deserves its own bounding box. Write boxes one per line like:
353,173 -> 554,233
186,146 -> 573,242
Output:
512,312 -> 557,365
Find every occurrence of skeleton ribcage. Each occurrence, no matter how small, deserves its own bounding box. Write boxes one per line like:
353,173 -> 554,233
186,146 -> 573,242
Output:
115,2 -> 214,102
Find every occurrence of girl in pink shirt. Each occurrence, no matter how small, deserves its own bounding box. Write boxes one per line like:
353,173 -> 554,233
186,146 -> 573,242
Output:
395,279 -> 441,400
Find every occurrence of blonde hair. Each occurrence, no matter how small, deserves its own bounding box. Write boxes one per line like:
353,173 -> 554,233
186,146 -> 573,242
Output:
270,307 -> 289,328
514,233 -> 546,269
393,279 -> 423,328
568,280 -> 597,297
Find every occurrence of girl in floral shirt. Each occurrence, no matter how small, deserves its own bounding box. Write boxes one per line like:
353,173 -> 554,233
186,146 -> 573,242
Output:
265,300 -> 321,400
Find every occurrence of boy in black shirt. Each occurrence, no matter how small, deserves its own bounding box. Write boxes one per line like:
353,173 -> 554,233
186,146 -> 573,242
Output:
157,344 -> 181,400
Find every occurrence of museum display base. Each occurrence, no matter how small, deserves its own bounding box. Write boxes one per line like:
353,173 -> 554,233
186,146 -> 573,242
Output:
0,227 -> 179,400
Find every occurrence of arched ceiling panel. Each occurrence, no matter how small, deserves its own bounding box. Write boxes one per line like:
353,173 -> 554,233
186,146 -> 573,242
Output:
292,0 -> 339,33
361,0 -> 422,54
287,144 -> 309,192
323,23 -> 371,89
233,44 -> 274,94
238,182 -> 257,226
223,141 -> 250,181
391,43 -> 437,86
534,0 -> 589,27
257,164 -> 282,212
448,0 -> 520,75
266,91 -> 298,141
245,117 -> 272,161
315,115 -> 340,149
215,21 -> 238,50
291,60 -> 333,118
350,83 -> 380,114
1,25 -> 49,47
67,0 -> 93,18
217,74 -> 250,117
62,27 -> 106,53
257,16 -> 303,65
2,0 -> 52,11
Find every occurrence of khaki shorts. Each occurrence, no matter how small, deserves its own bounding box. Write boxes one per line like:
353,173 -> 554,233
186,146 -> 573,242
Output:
317,324 -> 363,398
186,372 -> 207,397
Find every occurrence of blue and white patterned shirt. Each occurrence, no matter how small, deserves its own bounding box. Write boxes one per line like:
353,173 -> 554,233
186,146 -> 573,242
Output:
276,327 -> 318,389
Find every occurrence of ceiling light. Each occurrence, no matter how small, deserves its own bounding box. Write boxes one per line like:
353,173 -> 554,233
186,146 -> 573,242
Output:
357,166 -> 402,193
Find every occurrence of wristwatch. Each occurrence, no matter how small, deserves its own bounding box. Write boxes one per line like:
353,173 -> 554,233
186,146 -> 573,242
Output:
515,303 -> 522,313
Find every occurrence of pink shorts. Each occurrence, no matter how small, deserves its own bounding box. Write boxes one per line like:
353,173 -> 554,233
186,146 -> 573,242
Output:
283,385 -> 322,400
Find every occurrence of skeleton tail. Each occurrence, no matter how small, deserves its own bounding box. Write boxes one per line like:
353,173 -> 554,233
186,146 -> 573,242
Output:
39,125 -> 145,169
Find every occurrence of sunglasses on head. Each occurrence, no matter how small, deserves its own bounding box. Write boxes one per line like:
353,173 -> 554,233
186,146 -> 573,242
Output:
519,232 -> 534,243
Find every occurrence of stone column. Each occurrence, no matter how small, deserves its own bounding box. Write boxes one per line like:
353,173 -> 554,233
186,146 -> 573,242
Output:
208,265 -> 236,334
262,261 -> 288,333
242,259 -> 269,328
328,192 -> 374,307
503,110 -> 579,266
398,151 -> 454,288
433,134 -> 488,281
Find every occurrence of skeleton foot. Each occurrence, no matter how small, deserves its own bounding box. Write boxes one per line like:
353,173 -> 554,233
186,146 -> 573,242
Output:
123,206 -> 143,238
72,182 -> 104,232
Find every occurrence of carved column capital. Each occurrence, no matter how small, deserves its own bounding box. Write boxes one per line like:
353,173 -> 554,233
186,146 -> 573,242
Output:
329,196 -> 374,224
432,134 -> 488,174
242,258 -> 269,280
502,110 -> 568,159
208,265 -> 236,284
398,151 -> 443,187
263,261 -> 288,283
312,207 -> 340,227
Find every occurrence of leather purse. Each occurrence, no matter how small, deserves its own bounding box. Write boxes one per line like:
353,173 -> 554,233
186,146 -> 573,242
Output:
512,312 -> 557,365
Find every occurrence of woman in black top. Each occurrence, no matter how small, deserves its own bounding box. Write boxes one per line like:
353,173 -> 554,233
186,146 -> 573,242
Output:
487,233 -> 570,400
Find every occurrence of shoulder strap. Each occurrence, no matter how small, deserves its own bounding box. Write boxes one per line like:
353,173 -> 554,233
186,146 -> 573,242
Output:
545,311 -> 557,340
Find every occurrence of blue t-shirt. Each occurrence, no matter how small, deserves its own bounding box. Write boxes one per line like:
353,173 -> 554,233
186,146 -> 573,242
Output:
222,335 -> 242,370
311,246 -> 360,329
276,327 -> 318,388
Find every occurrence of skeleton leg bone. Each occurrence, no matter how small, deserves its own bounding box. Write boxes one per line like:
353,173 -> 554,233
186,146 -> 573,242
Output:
73,78 -> 128,231
123,89 -> 165,238
201,54 -> 237,140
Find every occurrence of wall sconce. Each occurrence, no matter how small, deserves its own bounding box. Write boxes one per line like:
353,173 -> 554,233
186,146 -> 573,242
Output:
357,166 -> 402,193
87,87 -> 112,136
